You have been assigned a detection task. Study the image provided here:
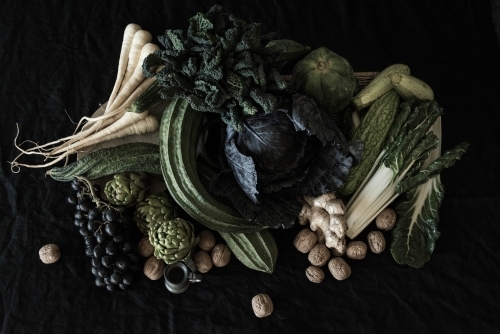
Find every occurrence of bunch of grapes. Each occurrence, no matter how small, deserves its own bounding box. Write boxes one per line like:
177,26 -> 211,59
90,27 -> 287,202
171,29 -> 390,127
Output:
67,177 -> 141,292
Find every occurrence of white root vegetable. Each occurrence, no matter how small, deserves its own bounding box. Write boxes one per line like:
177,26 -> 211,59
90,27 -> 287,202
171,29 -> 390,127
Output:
106,43 -> 160,112
57,112 -> 157,154
106,23 -> 142,110
11,113 -> 159,170
121,30 -> 152,88
10,25 -> 161,173
27,59 -> 160,158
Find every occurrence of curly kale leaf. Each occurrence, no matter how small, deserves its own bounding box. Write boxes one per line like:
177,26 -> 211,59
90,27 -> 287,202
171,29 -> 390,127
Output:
144,5 -> 305,130
188,12 -> 215,45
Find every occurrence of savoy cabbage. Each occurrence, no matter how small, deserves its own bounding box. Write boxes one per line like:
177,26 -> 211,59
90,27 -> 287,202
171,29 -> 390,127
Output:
143,5 -> 308,130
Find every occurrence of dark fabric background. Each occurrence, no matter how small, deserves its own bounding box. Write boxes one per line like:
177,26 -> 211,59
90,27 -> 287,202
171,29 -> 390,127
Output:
1,1 -> 499,333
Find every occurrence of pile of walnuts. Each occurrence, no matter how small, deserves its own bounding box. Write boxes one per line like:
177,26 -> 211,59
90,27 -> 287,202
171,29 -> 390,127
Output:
294,205 -> 396,283
193,230 -> 231,273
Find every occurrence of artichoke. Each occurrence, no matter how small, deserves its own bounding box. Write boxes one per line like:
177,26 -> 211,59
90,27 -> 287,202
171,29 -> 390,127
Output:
104,172 -> 150,207
148,218 -> 196,264
134,193 -> 179,235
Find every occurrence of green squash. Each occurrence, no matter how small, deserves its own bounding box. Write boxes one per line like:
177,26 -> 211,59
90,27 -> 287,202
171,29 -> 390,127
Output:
292,47 -> 357,121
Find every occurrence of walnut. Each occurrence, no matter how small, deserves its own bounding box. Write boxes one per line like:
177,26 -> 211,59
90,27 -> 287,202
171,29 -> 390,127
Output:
251,294 -> 273,318
376,208 -> 397,231
138,236 -> 155,257
293,228 -> 317,253
198,229 -> 216,252
211,243 -> 231,267
346,241 -> 367,260
367,231 -> 386,254
194,250 -> 213,273
307,244 -> 330,267
305,266 -> 325,283
39,244 -> 61,264
143,256 -> 166,280
328,257 -> 351,281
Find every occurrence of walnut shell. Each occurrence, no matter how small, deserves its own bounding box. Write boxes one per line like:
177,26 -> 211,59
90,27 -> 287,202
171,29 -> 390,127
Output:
211,243 -> 231,267
305,265 -> 325,283
251,294 -> 273,318
138,236 -> 155,257
376,208 -> 397,231
143,256 -> 166,280
367,231 -> 386,254
194,250 -> 213,273
198,229 -> 216,252
346,241 -> 367,260
39,244 -> 61,264
293,228 -> 317,253
328,257 -> 351,280
307,244 -> 330,267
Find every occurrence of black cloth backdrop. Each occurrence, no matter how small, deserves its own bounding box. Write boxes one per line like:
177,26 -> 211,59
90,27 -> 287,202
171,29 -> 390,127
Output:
1,1 -> 499,333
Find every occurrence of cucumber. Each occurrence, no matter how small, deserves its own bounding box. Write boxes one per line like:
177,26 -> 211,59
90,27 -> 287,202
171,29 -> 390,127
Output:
352,64 -> 410,110
389,73 -> 434,100
46,143 -> 162,181
159,98 -> 265,234
339,90 -> 400,196
220,229 -> 278,274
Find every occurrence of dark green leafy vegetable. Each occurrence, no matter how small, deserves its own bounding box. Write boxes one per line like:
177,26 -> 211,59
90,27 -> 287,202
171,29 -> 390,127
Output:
345,99 -> 468,239
396,142 -> 470,194
390,114 -> 470,268
142,5 -> 307,131
211,93 -> 363,228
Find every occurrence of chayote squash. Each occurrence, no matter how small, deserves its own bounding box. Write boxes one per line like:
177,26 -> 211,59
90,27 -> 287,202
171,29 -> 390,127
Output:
292,47 -> 357,122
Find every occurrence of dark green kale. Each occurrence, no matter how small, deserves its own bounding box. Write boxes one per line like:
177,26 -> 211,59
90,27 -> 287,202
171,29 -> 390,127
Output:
143,5 -> 307,130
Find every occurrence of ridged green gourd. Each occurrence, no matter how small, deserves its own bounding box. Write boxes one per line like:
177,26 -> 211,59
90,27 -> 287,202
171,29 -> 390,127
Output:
292,46 -> 357,123
220,229 -> 278,274
46,143 -> 162,182
338,90 -> 400,196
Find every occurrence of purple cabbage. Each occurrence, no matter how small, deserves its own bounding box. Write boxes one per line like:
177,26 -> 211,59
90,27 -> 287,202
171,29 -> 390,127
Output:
211,93 -> 363,228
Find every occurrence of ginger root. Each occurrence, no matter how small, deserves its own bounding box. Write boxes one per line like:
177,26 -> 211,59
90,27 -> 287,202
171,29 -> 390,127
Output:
300,192 -> 347,255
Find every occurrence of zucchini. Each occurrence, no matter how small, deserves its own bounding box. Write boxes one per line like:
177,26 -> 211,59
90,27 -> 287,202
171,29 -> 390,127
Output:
220,229 -> 278,274
339,90 -> 400,196
389,73 -> 434,101
352,64 -> 410,110
46,143 -> 162,181
159,98 -> 265,234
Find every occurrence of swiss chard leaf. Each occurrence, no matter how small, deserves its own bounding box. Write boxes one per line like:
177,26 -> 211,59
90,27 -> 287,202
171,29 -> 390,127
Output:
391,176 -> 444,268
396,141 -> 470,194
